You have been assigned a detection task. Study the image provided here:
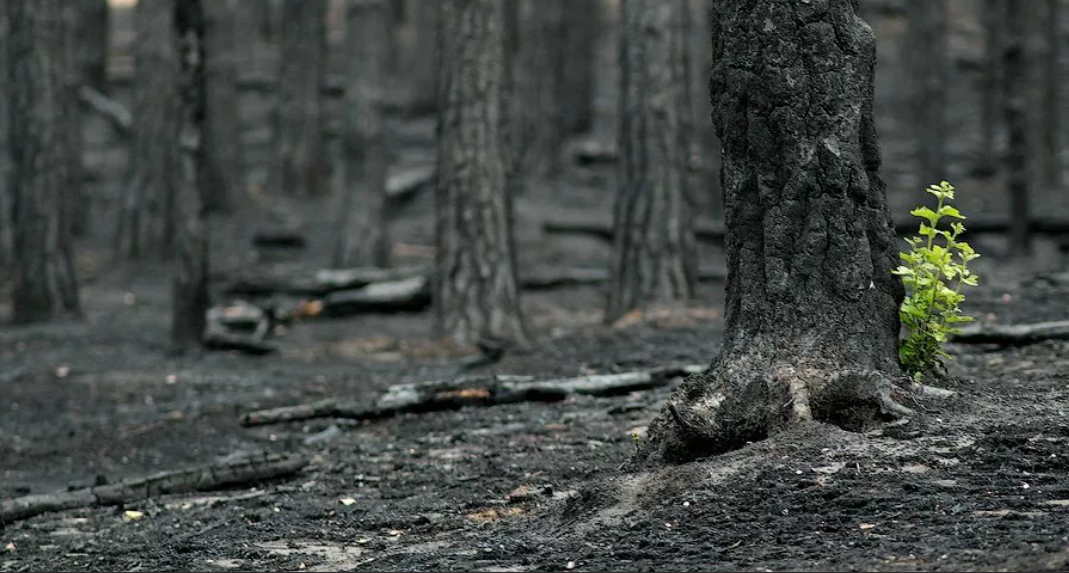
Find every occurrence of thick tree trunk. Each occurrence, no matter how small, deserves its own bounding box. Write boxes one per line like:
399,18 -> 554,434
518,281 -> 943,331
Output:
202,0 -> 242,213
77,0 -> 110,92
435,0 -> 527,347
1003,0 -> 1031,257
171,0 -> 210,351
7,0 -> 82,322
560,0 -> 600,135
115,0 -> 180,260
904,0 -> 948,186
635,0 -> 906,465
272,0 -> 328,197
977,0 -> 1003,176
334,0 -> 391,269
513,0 -> 565,181
607,0 -> 696,323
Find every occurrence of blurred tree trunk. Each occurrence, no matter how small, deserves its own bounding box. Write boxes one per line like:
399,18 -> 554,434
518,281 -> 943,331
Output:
7,0 -> 82,323
514,0 -> 565,182
62,3 -> 90,238
172,0 -> 210,351
1003,0 -> 1031,257
977,0 -> 1003,176
1035,0 -> 1061,190
406,0 -> 439,114
697,0 -> 722,221
904,0 -> 948,185
560,0 -> 600,135
115,0 -> 180,260
634,0 -> 905,465
236,0 -> 278,71
334,0 -> 391,268
0,9 -> 11,266
272,0 -> 328,197
77,0 -> 110,92
607,0 -> 695,323
435,0 -> 527,347
202,0 -> 242,213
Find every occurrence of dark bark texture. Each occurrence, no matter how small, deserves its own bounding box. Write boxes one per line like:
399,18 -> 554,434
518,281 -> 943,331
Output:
7,0 -> 82,322
904,0 -> 948,186
635,0 -> 905,464
1036,0 -> 1061,190
560,0 -> 600,135
1003,0 -> 1030,257
434,0 -> 527,347
116,0 -> 180,259
273,0 -> 328,197
407,0 -> 440,114
202,0 -> 242,213
334,0 -> 391,269
62,2 -> 89,238
513,0 -> 565,181
977,0 -> 1003,175
171,0 -> 210,351
607,0 -> 696,322
76,0 -> 110,92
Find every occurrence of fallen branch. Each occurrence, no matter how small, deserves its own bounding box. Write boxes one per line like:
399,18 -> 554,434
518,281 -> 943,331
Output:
951,321 -> 1069,346
78,85 -> 131,134
225,265 -> 428,298
386,165 -> 435,207
240,364 -> 705,427
0,452 -> 307,526
202,302 -> 278,355
320,275 -> 432,316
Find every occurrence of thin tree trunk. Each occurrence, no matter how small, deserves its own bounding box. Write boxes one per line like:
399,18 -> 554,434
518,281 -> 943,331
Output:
560,0 -> 600,135
699,0 -> 723,221
0,9 -> 11,267
77,0 -> 110,92
406,0 -> 439,114
1004,0 -> 1031,257
607,0 -> 695,323
904,0 -> 948,186
977,0 -> 1003,176
272,0 -> 328,197
62,3 -> 90,238
115,0 -> 180,260
513,0 -> 565,182
7,0 -> 82,323
635,0 -> 906,464
334,0 -> 391,268
172,0 -> 210,351
1038,0 -> 1061,190
435,0 -> 527,347
202,0 -> 242,213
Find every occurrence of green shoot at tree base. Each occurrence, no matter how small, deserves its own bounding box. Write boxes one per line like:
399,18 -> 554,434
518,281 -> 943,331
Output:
893,181 -> 980,380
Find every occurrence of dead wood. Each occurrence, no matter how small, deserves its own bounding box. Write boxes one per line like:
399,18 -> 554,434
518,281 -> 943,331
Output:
386,165 -> 435,206
225,265 -> 428,298
240,364 -> 705,427
202,301 -> 278,355
951,321 -> 1069,345
0,452 -> 307,526
252,229 -> 306,249
78,85 -> 131,134
320,275 -> 432,316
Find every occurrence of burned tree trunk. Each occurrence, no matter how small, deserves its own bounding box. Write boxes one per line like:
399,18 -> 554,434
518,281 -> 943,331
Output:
560,0 -> 600,135
0,9 -> 11,266
513,0 -> 565,182
607,0 -> 696,323
635,0 -> 908,465
115,0 -> 180,260
435,0 -> 528,347
904,0 -> 948,185
61,2 -> 90,238
406,0 -> 439,114
202,0 -> 242,213
7,0 -> 82,322
1003,0 -> 1031,257
171,0 -> 210,351
977,0 -> 1003,175
334,0 -> 391,269
1037,0 -> 1061,190
77,0 -> 110,92
272,0 -> 328,197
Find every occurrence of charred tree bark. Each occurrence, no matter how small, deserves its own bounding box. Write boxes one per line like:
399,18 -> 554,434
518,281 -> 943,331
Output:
171,0 -> 210,352
202,0 -> 242,213
607,0 -> 696,323
635,0 -> 907,465
272,0 -> 328,197
115,0 -> 180,260
560,0 -> 600,135
407,0 -> 439,114
513,0 -> 565,181
61,3 -> 90,239
435,0 -> 528,347
904,0 -> 948,185
7,0 -> 82,322
334,0 -> 391,269
77,0 -> 110,92
1003,0 -> 1031,257
977,0 -> 1003,176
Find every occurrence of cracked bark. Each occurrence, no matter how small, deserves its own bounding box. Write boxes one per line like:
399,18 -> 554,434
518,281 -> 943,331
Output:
634,0 -> 907,465
434,0 -> 527,347
7,0 -> 82,323
334,0 -> 391,268
606,0 -> 696,323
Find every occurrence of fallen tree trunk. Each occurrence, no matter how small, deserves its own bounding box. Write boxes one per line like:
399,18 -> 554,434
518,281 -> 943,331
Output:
386,165 -> 435,207
240,364 -> 705,427
951,321 -> 1069,345
225,265 -> 428,298
543,214 -> 1069,243
0,453 -> 307,525
320,275 -> 432,316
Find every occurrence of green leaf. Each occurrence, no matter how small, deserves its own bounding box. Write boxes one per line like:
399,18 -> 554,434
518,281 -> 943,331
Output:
911,206 -> 940,225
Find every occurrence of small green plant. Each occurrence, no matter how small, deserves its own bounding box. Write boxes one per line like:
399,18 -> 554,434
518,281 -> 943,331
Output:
892,181 -> 980,380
